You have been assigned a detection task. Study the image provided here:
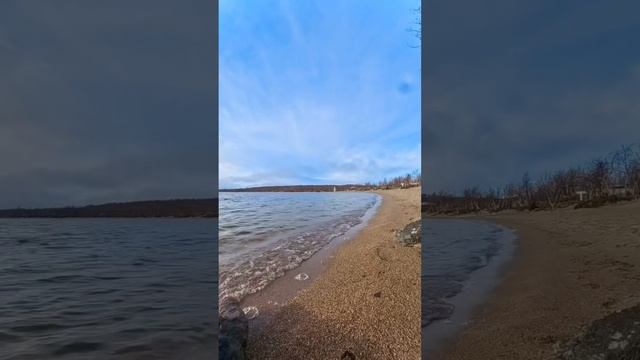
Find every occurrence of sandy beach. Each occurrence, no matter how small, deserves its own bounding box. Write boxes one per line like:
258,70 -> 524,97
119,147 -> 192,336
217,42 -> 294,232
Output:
247,187 -> 421,359
435,200 -> 640,359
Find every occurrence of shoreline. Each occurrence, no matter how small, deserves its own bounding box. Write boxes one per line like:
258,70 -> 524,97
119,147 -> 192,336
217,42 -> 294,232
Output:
435,200 -> 640,359
247,188 -> 421,359
239,194 -> 382,330
422,220 -> 517,357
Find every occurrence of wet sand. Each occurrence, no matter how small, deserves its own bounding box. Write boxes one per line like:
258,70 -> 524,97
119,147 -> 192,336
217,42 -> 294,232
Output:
240,196 -> 382,330
247,188 -> 421,359
423,222 -> 517,355
436,200 -> 640,360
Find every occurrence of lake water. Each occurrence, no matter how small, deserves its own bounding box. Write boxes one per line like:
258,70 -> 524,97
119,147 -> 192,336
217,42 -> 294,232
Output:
218,192 -> 380,304
422,218 -> 516,354
0,218 -> 218,360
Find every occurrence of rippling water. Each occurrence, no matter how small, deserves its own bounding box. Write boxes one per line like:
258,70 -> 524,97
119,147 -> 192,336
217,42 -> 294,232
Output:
0,218 -> 217,360
422,218 -> 514,327
218,192 -> 380,302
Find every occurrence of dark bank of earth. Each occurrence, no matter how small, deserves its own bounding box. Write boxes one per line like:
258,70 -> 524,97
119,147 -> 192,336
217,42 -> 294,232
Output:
557,304 -> 640,360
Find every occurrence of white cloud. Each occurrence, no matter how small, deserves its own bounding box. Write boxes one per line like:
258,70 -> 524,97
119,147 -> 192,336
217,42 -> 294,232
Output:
219,0 -> 421,188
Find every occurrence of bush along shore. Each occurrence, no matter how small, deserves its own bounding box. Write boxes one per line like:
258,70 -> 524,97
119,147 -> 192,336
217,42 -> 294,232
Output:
423,143 -> 640,215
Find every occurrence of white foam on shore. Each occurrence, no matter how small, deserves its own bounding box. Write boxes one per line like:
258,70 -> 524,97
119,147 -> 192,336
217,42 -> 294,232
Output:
219,193 -> 382,304
242,306 -> 259,319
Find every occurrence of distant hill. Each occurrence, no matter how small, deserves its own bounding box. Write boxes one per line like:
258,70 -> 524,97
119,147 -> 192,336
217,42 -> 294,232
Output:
220,173 -> 421,193
0,198 -> 218,218
221,184 -> 387,192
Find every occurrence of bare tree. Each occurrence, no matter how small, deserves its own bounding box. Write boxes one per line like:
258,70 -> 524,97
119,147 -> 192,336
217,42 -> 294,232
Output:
423,142 -> 640,214
519,172 -> 534,208
611,144 -> 640,198
538,172 -> 564,210
587,159 -> 610,199
407,7 -> 421,47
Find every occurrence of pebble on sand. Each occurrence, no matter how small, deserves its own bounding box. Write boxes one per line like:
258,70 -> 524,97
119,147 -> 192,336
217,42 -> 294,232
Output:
294,273 -> 309,281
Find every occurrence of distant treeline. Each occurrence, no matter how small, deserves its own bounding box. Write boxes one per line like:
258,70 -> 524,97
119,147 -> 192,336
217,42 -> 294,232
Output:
374,170 -> 421,189
424,143 -> 640,215
0,199 -> 219,218
221,171 -> 422,192
221,185 -> 369,192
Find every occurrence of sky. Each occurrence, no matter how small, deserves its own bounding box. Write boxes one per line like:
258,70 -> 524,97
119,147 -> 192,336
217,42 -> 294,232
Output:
219,0 -> 421,189
424,0 -> 640,193
0,1 -> 217,208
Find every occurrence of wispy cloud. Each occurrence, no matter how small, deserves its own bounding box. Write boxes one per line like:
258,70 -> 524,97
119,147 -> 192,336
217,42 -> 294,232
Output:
219,0 -> 421,188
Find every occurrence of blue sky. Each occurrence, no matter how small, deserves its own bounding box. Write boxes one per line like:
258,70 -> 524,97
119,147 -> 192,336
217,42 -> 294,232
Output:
219,0 -> 421,188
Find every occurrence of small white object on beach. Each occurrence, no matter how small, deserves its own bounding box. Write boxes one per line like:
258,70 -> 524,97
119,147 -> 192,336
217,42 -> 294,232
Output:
294,273 -> 309,281
242,306 -> 259,319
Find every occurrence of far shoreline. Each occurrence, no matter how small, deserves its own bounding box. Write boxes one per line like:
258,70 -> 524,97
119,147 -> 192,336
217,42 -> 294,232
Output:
0,198 -> 219,218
